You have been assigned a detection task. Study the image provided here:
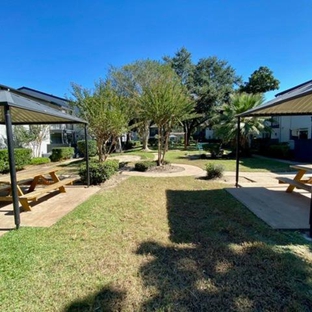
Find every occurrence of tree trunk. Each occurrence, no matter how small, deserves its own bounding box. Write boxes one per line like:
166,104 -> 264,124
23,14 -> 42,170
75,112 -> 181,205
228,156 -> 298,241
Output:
157,126 -> 163,166
183,123 -> 188,149
162,132 -> 170,164
116,137 -> 122,153
141,121 -> 151,151
183,122 -> 192,149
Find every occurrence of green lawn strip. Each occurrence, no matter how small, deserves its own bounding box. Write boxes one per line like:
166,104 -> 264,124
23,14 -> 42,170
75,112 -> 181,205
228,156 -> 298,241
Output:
164,150 -> 294,172
0,177 -> 311,311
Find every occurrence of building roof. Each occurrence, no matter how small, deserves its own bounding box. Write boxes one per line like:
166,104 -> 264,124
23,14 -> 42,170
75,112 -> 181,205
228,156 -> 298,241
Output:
275,80 -> 312,97
17,86 -> 69,108
238,80 -> 312,117
0,85 -> 86,125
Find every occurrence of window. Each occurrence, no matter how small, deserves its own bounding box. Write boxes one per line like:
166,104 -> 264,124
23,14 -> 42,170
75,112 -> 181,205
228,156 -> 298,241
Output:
298,129 -> 308,139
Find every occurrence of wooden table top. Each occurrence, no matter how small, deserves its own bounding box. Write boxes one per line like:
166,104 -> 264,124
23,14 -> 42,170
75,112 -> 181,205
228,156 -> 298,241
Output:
290,164 -> 312,172
0,166 -> 61,184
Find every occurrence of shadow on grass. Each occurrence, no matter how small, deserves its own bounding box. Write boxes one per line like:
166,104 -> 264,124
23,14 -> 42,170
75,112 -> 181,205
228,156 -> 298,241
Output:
64,284 -> 126,312
136,189 -> 312,311
239,157 -> 294,173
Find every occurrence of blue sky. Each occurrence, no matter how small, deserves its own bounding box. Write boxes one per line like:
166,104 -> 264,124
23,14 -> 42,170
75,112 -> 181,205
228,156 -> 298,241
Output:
1,0 -> 311,101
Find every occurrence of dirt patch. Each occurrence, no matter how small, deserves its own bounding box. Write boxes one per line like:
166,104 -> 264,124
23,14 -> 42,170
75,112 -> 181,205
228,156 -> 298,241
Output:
121,164 -> 185,174
146,164 -> 185,173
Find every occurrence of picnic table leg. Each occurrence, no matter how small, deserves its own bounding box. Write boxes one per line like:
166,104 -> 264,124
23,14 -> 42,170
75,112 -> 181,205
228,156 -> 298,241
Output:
49,172 -> 66,193
19,198 -> 31,211
286,169 -> 306,193
8,185 -> 24,196
28,176 -> 41,192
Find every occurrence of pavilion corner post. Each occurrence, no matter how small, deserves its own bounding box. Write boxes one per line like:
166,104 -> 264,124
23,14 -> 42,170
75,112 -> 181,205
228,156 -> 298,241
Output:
235,116 -> 241,188
84,125 -> 90,187
309,193 -> 312,238
4,105 -> 20,229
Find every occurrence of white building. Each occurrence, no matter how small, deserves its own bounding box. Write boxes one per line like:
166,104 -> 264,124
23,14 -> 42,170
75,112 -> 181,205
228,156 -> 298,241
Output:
269,80 -> 312,146
0,85 -> 81,156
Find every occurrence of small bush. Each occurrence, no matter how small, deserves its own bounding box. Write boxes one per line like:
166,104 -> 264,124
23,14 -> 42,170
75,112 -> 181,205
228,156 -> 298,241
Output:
202,143 -> 223,158
50,147 -> 74,162
122,140 -> 136,150
77,140 -> 97,157
79,159 -> 119,185
134,161 -> 157,172
268,143 -> 290,159
30,157 -> 51,165
205,163 -> 224,179
148,138 -> 158,147
0,148 -> 32,173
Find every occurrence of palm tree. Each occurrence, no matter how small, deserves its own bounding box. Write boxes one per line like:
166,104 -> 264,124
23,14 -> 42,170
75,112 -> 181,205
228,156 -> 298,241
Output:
212,92 -> 269,154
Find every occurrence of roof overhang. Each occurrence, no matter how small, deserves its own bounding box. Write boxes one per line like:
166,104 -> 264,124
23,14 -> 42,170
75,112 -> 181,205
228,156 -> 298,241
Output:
0,90 -> 86,125
238,86 -> 312,117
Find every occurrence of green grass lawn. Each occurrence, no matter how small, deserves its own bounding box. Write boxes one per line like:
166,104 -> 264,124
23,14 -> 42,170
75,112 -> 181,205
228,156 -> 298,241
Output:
0,176 -> 311,311
100,147 -> 295,172
132,149 -> 295,172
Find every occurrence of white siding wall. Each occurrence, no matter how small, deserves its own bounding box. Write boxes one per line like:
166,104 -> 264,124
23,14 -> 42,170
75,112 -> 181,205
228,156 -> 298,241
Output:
0,125 -> 6,148
0,125 -> 50,156
274,116 -> 312,142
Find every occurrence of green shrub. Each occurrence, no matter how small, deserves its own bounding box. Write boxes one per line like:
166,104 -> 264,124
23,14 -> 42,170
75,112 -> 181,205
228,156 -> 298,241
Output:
134,161 -> 157,172
268,143 -> 290,159
122,140 -> 136,150
77,140 -> 97,157
30,157 -> 51,165
205,163 -> 224,179
0,148 -> 32,173
50,147 -> 74,162
202,143 -> 223,158
148,138 -> 158,147
79,159 -> 119,185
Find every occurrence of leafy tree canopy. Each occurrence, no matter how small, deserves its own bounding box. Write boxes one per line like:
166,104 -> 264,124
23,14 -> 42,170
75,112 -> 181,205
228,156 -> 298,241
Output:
240,66 -> 280,94
137,65 -> 196,164
212,93 -> 268,153
164,47 -> 242,146
70,79 -> 131,161
109,60 -> 172,150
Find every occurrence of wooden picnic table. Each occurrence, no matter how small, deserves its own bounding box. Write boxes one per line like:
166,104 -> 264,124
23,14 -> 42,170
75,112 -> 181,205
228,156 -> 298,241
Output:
0,165 -> 76,211
276,164 -> 312,193
276,164 -> 312,237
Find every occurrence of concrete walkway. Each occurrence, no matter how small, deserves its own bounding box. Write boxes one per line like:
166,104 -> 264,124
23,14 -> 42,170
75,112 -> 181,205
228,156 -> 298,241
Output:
0,185 -> 101,236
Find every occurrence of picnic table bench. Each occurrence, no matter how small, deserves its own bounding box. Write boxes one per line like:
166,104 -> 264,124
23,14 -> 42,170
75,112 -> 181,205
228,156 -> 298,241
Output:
0,165 -> 77,211
276,164 -> 312,193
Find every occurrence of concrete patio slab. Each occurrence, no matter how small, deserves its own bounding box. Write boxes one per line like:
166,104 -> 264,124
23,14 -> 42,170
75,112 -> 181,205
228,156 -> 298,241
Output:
0,185 -> 101,236
226,186 -> 310,230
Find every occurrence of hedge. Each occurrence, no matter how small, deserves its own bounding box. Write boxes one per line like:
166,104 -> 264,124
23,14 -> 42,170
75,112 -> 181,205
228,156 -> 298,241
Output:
29,157 -> 51,165
0,148 -> 32,173
50,147 -> 74,162
77,140 -> 97,157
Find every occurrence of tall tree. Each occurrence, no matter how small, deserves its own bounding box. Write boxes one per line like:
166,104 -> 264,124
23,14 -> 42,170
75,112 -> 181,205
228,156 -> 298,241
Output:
13,125 -> 49,157
70,79 -> 131,162
164,48 -> 241,147
163,47 -> 194,87
240,66 -> 280,94
135,65 -> 195,165
212,93 -> 268,154
110,60 -> 172,151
